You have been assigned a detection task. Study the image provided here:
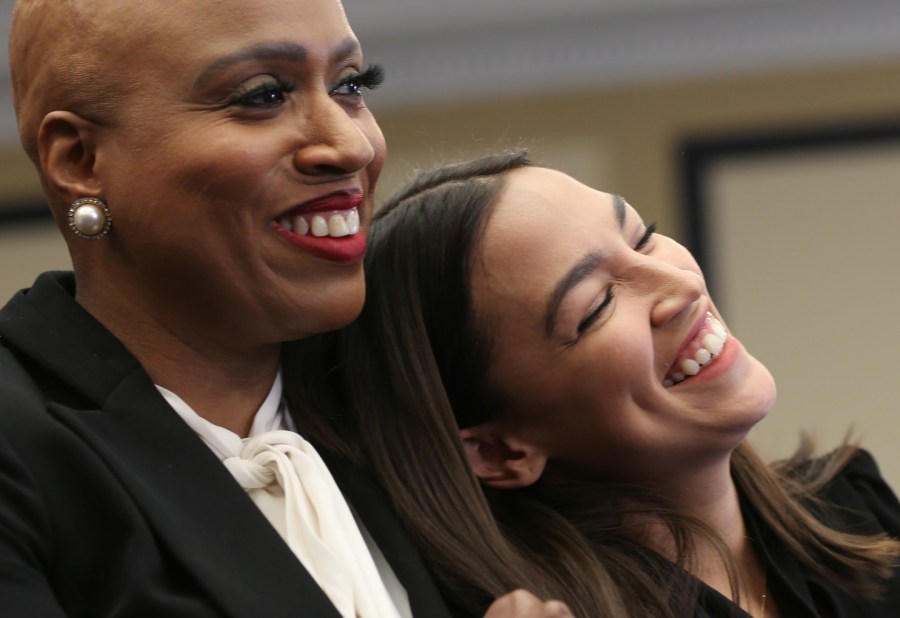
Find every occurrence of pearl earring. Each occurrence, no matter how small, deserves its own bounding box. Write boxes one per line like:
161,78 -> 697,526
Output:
68,197 -> 112,240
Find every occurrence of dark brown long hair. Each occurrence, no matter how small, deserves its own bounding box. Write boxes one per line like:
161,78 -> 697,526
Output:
284,151 -> 900,617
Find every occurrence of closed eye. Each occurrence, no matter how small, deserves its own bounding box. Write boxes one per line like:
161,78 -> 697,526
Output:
577,287 -> 615,335
635,222 -> 656,251
573,222 -> 653,340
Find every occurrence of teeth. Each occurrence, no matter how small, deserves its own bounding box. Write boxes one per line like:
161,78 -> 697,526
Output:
664,313 -> 728,386
712,320 -> 726,339
293,215 -> 310,235
277,207 -> 360,239
681,358 -> 700,376
311,215 -> 329,237
694,348 -> 711,365
328,213 -> 350,237
702,332 -> 725,356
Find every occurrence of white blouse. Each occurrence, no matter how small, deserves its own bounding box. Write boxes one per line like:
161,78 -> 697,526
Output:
158,373 -> 410,618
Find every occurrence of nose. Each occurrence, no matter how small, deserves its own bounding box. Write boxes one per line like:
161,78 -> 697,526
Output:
637,258 -> 706,328
293,97 -> 376,178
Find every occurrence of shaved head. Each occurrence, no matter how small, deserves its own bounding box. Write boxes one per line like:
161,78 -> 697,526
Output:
9,0 -> 167,167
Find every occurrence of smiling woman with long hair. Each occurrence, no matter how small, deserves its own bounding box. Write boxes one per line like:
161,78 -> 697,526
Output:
286,150 -> 900,617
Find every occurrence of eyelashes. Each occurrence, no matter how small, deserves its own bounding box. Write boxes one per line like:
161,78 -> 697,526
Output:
228,77 -> 296,109
635,222 -> 656,251
577,288 -> 614,334
227,63 -> 385,109
575,222 -> 656,337
331,63 -> 385,96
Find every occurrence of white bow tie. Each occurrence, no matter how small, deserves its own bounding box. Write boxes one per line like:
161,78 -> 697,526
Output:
157,379 -> 403,618
223,429 -> 401,618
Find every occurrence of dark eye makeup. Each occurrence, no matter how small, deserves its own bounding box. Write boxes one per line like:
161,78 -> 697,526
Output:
227,77 -> 295,109
225,63 -> 384,110
330,63 -> 385,97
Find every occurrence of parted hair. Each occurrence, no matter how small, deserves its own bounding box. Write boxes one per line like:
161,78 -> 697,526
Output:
284,151 -> 900,617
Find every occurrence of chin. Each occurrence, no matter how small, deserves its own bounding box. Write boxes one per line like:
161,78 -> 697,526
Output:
284,268 -> 366,337
303,290 -> 365,336
735,354 -> 777,430
314,306 -> 364,334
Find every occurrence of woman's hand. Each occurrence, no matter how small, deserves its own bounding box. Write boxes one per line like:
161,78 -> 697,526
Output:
483,589 -> 574,617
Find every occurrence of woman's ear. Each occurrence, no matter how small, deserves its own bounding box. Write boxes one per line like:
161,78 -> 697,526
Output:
459,424 -> 547,489
37,111 -> 104,202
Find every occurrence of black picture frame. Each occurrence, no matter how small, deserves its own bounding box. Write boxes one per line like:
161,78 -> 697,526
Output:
679,117 -> 900,296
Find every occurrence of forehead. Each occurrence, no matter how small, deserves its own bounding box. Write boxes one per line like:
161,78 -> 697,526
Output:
475,167 -> 618,288
100,0 -> 354,72
469,167 -> 621,341
107,0 -> 349,31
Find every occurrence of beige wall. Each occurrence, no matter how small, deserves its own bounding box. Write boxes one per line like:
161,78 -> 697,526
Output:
0,147 -> 40,200
3,58 -> 900,482
0,147 -> 67,296
374,59 -> 900,242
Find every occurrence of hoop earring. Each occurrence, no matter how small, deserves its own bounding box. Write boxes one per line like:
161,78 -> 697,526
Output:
68,197 -> 112,240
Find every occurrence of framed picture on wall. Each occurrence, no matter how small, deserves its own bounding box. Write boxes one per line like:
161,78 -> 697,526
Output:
679,118 -> 900,489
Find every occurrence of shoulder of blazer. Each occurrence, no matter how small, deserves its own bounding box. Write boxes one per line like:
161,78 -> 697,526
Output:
0,273 -> 346,618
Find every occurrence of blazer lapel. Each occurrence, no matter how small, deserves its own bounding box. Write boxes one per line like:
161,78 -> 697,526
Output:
2,273 -> 341,618
321,450 -> 454,618
52,374 -> 342,618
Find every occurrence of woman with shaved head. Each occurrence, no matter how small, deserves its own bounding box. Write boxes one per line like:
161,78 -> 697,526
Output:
0,1 -> 571,616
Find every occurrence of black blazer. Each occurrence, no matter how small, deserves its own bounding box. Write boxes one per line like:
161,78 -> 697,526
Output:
697,450 -> 900,617
0,271 -> 453,618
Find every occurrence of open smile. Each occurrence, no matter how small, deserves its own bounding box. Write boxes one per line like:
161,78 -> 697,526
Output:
272,189 -> 364,238
271,189 -> 367,263
274,207 -> 360,238
663,312 -> 728,386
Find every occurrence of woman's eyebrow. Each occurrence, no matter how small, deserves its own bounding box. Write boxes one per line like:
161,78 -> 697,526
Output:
543,194 -> 627,338
193,38 -> 360,89
194,42 -> 307,88
612,194 -> 626,229
544,252 -> 605,338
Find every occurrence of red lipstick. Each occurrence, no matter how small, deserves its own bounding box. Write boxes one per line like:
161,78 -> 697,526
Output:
273,189 -> 367,264
289,189 -> 364,215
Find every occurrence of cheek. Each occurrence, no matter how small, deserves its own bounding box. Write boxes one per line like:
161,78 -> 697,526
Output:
110,140 -> 276,225
170,139 -> 280,198
496,351 -> 627,429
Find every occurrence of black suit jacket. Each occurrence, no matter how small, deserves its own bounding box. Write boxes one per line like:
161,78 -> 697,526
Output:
0,271 -> 453,617
697,450 -> 900,617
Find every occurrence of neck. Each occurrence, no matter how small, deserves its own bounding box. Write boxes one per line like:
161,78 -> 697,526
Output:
644,453 -> 769,614
78,284 -> 281,437
661,456 -> 744,549
148,344 -> 280,437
